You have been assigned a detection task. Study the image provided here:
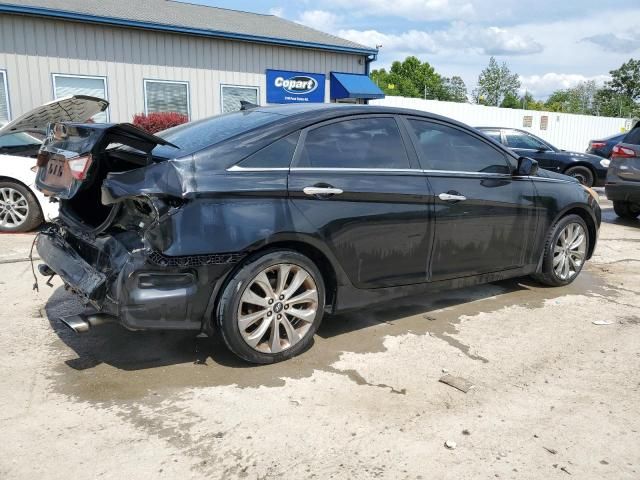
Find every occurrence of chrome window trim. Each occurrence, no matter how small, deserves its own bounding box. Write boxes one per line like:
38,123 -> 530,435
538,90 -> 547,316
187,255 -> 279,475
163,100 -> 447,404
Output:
227,165 -> 516,178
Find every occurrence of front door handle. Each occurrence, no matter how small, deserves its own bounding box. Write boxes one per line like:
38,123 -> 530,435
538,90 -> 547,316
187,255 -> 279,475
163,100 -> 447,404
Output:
303,186 -> 344,196
438,192 -> 467,202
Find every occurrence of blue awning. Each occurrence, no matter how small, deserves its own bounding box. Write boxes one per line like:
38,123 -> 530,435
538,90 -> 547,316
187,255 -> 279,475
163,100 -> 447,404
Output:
330,72 -> 385,100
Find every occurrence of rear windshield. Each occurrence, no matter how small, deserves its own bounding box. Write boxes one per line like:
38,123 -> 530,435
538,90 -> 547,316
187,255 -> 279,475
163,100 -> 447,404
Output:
152,110 -> 283,158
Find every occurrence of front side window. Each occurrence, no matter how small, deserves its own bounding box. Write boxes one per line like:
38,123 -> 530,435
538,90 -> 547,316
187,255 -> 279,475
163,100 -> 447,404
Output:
504,131 -> 547,150
144,80 -> 189,117
297,117 -> 410,169
408,119 -> 511,174
52,74 -> 108,122
0,70 -> 10,122
221,85 -> 259,113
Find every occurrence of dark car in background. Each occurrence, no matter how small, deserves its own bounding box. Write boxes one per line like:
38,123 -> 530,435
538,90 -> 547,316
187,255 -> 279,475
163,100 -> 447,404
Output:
606,123 -> 640,219
477,127 -> 608,187
587,132 -> 626,160
27,102 -> 600,363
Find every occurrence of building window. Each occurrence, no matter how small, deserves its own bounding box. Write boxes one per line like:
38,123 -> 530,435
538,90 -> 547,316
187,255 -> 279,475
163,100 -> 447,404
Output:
221,85 -> 259,113
52,74 -> 108,122
0,70 -> 10,122
144,80 -> 190,118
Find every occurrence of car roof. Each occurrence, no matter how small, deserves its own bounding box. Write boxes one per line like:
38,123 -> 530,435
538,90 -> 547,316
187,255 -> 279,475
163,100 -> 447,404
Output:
251,103 -> 478,133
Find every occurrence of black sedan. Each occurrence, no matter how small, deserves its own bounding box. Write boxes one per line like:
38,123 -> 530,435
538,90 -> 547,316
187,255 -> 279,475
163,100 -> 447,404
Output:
31,102 -> 600,363
477,127 -> 608,187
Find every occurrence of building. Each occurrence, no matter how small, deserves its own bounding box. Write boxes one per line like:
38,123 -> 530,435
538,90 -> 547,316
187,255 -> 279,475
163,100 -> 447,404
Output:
0,0 -> 383,124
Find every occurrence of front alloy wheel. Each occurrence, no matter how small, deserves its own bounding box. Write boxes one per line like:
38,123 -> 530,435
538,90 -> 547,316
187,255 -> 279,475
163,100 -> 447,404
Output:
532,214 -> 590,287
552,222 -> 586,281
238,264 -> 319,354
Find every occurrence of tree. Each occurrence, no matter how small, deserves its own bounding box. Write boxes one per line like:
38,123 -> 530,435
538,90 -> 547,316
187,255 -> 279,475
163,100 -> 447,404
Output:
543,81 -> 599,114
474,57 -> 521,106
593,88 -> 640,118
607,58 -> 640,101
443,76 -> 468,102
370,56 -> 451,100
500,91 -> 520,109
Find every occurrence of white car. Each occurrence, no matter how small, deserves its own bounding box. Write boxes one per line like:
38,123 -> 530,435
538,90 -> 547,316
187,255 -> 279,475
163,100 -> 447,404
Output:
0,96 -> 108,232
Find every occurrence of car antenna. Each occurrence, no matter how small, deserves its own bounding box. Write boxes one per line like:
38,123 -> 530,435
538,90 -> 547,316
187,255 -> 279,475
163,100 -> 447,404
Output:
240,101 -> 259,111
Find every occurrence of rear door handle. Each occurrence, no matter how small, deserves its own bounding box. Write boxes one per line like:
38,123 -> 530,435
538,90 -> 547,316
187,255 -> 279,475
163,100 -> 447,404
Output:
438,193 -> 467,202
303,186 -> 344,196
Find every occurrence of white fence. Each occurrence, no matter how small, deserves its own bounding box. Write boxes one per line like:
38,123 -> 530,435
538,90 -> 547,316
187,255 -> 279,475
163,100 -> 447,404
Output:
372,96 -> 631,152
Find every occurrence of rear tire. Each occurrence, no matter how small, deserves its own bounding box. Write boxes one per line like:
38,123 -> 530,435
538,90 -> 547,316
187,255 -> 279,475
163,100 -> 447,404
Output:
531,214 -> 589,287
613,201 -> 640,219
0,181 -> 43,233
564,166 -> 594,187
216,249 -> 325,364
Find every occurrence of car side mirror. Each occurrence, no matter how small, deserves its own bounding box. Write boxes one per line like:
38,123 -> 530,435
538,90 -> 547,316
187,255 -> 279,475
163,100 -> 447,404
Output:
517,156 -> 539,176
536,146 -> 549,152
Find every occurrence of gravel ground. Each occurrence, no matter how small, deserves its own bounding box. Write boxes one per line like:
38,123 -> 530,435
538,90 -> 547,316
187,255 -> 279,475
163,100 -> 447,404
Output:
0,195 -> 638,479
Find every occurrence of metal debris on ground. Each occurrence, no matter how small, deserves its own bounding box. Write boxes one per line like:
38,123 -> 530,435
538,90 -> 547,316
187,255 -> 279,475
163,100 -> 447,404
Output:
592,320 -> 614,325
444,440 -> 457,450
439,374 -> 474,393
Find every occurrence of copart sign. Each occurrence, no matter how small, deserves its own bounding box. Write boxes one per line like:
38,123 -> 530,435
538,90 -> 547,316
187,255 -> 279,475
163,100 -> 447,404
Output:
266,69 -> 326,104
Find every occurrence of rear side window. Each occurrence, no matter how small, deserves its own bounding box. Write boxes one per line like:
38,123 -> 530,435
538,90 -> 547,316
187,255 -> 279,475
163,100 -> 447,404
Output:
297,117 -> 410,169
481,129 -> 502,144
408,119 -> 511,174
238,131 -> 300,168
504,131 -> 547,150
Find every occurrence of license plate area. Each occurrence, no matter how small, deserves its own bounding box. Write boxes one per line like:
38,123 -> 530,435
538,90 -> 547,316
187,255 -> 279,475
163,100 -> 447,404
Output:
42,155 -> 74,189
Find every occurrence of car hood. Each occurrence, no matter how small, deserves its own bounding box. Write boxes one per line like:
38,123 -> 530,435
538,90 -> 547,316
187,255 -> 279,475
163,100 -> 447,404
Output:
557,150 -> 603,164
0,95 -> 109,136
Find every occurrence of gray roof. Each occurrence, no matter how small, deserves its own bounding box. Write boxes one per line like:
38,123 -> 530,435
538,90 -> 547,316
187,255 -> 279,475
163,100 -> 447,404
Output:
0,0 -> 376,54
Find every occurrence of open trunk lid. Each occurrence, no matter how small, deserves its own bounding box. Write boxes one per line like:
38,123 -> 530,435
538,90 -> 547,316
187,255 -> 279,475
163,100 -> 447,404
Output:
0,95 -> 109,136
35,122 -> 178,200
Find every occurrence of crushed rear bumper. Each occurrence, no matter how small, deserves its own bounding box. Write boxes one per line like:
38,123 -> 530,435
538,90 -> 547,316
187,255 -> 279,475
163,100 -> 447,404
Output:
36,227 -> 241,331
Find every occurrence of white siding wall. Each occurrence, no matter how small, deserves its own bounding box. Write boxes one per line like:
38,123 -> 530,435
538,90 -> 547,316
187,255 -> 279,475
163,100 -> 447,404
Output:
0,14 -> 365,122
373,96 -> 631,152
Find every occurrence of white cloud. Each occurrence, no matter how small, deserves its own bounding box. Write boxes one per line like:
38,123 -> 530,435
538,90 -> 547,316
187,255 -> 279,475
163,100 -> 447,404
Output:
296,10 -> 342,32
268,7 -> 284,17
519,73 -> 610,98
336,24 -> 542,56
582,31 -> 640,53
323,0 -> 475,21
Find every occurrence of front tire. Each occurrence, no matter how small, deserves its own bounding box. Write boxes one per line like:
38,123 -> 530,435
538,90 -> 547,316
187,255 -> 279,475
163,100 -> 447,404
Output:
531,214 -> 589,287
564,166 -> 594,187
217,250 -> 325,364
613,201 -> 640,219
0,181 -> 43,233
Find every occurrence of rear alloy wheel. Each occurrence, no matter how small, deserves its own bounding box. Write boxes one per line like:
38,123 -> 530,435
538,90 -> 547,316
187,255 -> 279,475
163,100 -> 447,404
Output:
217,250 -> 325,363
0,181 -> 43,233
532,214 -> 589,287
613,201 -> 640,219
564,166 -> 594,187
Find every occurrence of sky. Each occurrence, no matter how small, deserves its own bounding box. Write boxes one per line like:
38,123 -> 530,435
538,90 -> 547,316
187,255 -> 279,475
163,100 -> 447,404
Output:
179,0 -> 640,99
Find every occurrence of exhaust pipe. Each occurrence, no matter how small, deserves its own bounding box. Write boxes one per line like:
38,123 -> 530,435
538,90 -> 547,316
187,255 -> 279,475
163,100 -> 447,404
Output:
59,313 -> 115,333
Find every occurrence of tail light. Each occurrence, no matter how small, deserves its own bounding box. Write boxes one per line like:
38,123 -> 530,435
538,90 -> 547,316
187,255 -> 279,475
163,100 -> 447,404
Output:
589,141 -> 606,149
67,155 -> 93,180
611,145 -> 636,159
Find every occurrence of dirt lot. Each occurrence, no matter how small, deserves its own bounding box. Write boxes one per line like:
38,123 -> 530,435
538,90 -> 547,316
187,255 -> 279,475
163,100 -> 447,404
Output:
0,195 -> 639,480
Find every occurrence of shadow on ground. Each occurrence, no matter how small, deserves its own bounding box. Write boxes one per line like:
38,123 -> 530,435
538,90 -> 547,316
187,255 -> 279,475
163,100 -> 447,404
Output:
43,267 -> 607,401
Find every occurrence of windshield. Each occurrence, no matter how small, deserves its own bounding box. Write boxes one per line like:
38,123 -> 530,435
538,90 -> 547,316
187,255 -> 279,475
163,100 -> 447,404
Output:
151,110 -> 283,158
0,132 -> 42,148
